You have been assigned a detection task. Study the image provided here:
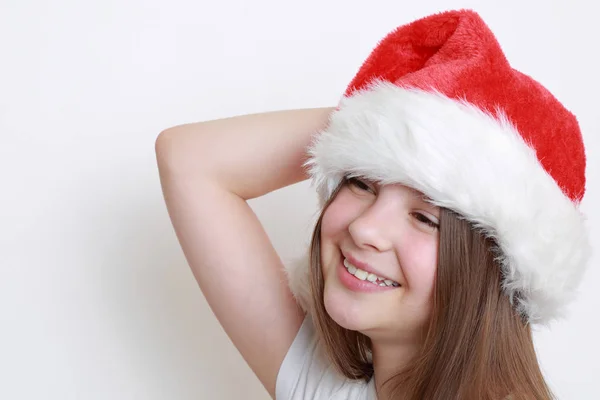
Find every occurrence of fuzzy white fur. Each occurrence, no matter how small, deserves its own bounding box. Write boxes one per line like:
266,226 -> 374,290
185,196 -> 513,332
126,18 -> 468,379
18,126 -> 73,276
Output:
290,79 -> 590,325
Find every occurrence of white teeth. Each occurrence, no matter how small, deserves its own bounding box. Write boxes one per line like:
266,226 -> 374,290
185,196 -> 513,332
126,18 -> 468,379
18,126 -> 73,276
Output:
343,258 -> 400,287
354,269 -> 368,280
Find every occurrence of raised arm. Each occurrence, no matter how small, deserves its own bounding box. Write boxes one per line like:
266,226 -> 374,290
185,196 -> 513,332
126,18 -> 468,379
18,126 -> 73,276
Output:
154,107 -> 335,397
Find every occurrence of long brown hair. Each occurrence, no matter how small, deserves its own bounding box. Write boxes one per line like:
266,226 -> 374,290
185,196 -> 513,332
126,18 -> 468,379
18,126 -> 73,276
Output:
307,178 -> 555,399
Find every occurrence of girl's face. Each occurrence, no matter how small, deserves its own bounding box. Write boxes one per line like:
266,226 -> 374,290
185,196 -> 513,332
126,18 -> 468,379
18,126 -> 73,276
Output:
320,177 -> 440,343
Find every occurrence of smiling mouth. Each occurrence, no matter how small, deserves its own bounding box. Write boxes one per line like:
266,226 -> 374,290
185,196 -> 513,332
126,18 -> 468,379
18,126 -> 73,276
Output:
343,258 -> 400,287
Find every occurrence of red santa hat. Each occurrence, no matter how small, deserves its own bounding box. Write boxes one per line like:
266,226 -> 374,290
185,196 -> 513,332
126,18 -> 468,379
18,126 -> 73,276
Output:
287,9 -> 591,325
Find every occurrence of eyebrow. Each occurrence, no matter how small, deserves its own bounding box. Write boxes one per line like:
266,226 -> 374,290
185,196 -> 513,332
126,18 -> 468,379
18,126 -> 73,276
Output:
414,192 -> 439,210
372,179 -> 438,209
419,193 -> 434,203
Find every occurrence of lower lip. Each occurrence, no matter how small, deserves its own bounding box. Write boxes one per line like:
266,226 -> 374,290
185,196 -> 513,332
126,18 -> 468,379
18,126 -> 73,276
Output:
337,257 -> 400,293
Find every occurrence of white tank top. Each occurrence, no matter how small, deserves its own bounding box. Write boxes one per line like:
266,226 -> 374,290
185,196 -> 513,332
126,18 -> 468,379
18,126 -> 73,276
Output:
275,315 -> 377,399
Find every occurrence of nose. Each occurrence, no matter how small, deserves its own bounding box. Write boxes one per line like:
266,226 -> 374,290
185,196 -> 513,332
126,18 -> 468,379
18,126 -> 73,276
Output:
347,196 -> 396,252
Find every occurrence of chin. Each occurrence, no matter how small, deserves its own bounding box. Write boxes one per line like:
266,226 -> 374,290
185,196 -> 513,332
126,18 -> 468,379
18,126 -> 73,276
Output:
322,283 -> 376,332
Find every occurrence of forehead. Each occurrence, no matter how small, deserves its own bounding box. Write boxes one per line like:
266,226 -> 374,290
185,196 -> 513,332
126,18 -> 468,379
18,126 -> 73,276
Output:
350,175 -> 429,200
369,178 -> 432,201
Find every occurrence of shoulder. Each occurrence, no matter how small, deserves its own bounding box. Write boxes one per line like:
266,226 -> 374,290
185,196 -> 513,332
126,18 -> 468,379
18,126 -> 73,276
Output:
276,315 -> 374,400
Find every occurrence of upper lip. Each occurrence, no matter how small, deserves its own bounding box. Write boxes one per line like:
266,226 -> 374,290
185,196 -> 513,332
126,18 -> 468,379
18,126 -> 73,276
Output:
342,251 -> 398,282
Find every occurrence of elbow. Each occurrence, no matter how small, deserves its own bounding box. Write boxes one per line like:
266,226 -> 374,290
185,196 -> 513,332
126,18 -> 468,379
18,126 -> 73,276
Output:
154,125 -> 212,176
155,128 -> 176,169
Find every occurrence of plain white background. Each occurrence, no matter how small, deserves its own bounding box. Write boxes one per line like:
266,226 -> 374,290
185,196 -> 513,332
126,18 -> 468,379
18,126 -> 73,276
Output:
1,0 -> 598,399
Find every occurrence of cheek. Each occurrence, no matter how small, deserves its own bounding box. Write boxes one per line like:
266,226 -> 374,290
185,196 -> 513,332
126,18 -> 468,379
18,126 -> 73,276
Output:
320,197 -> 358,277
319,203 -> 344,276
401,236 -> 438,299
320,195 -> 355,238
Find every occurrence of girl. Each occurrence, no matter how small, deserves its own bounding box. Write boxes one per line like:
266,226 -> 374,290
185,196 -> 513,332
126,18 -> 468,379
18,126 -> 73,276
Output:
156,9 -> 590,400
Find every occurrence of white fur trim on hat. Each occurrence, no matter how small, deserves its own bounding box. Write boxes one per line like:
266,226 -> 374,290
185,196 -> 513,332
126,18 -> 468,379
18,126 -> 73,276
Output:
297,80 -> 591,325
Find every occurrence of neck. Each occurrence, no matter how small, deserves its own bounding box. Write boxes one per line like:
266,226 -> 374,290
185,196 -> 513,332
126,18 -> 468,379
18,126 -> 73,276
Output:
370,336 -> 421,398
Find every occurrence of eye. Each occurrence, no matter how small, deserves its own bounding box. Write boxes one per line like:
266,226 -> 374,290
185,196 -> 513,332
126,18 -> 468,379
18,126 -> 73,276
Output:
345,176 -> 374,193
412,212 -> 439,230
